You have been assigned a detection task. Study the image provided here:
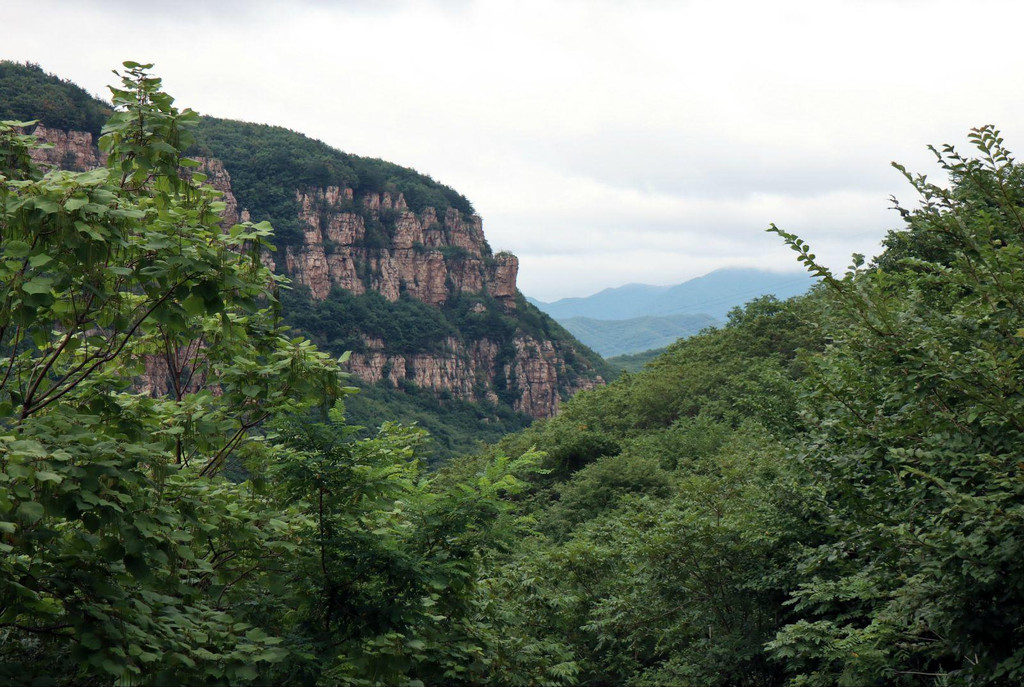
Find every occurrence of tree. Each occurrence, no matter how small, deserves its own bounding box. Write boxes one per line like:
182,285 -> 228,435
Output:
0,62 -> 341,684
768,126 -> 1024,685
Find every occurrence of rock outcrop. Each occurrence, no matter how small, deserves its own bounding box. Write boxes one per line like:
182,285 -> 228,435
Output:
283,184 -> 601,417
29,124 -> 105,171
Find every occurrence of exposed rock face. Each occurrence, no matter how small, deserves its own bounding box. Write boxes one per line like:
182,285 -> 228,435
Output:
29,124 -> 105,170
284,188 -> 510,308
282,184 -> 602,417
344,334 -> 600,418
195,157 -> 242,228
33,129 -> 603,419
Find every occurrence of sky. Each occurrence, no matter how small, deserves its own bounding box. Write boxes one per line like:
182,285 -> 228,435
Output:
6,0 -> 1024,300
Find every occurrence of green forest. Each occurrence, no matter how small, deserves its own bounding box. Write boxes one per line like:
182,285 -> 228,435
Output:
2,63 -> 1023,686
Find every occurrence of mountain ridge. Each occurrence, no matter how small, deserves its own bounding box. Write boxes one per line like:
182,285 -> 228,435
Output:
532,267 -> 816,321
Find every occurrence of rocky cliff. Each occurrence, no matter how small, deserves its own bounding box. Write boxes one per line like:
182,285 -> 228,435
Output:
281,184 -> 602,417
29,123 -> 604,419
28,124 -> 105,171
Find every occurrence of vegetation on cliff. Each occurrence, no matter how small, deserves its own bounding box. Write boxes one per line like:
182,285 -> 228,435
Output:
190,116 -> 475,248
0,61 -> 110,139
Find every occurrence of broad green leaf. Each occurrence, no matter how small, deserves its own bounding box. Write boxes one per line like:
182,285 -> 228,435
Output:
16,501 -> 44,524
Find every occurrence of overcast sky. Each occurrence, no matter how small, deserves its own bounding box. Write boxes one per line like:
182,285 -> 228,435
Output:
6,0 -> 1024,300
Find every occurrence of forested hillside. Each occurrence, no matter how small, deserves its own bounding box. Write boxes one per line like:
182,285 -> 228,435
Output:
1,62 -> 1022,686
443,125 -> 1024,685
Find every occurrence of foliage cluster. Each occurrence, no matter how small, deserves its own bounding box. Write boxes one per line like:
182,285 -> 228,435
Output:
341,380 -> 533,464
0,61 -> 110,139
440,292 -> 823,686
8,59 -> 1023,687
282,285 -> 457,355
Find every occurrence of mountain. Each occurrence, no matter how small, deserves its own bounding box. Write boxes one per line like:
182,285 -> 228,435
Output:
527,283 -> 671,320
1,61 -> 610,456
558,313 -> 718,357
529,267 -> 816,356
533,267 -> 817,321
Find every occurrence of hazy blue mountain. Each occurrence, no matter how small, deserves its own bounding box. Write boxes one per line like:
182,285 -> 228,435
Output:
645,268 -> 815,319
528,284 -> 671,320
558,313 -> 719,357
532,268 -> 816,321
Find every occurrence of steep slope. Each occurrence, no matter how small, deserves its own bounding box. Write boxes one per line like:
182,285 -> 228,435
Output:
188,119 -> 609,423
1,61 -> 610,455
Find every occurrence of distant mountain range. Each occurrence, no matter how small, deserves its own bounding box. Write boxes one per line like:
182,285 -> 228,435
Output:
558,313 -> 718,357
530,268 -> 816,321
529,267 -> 816,356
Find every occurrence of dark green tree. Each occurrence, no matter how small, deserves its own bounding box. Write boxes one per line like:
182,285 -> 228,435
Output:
0,62 -> 340,684
768,126 -> 1024,685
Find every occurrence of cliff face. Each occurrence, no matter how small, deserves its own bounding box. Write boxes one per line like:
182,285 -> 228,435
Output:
285,187 -> 510,306
28,124 -> 105,170
283,185 -> 601,418
29,125 -> 603,419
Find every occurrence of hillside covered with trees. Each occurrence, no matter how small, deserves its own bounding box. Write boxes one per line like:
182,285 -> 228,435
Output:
1,62 -> 1022,685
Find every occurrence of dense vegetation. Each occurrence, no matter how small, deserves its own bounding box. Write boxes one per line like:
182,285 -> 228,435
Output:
0,62 -> 110,139
443,125 -> 1024,685
2,62 -> 1022,686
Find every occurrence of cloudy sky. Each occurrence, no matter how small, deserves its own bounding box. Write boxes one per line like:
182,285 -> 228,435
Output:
6,0 -> 1024,300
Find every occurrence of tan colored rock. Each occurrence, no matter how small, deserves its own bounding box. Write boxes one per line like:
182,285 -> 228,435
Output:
28,124 -> 105,171
443,208 -> 484,257
447,257 -> 485,294
285,244 -> 331,300
326,253 -> 365,295
490,253 -> 519,299
325,212 -> 365,245
402,250 -> 449,305
392,211 -> 424,249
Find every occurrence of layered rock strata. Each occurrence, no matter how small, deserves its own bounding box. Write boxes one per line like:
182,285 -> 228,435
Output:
284,185 -> 600,416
